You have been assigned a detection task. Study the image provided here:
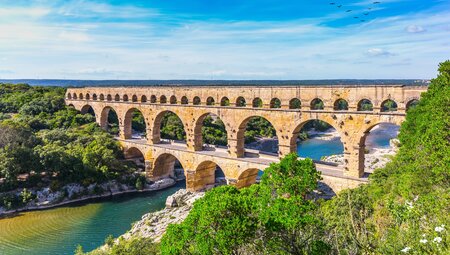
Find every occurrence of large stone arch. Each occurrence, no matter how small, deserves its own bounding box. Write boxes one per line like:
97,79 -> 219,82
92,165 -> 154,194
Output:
192,112 -> 230,151
235,168 -> 259,188
234,115 -> 279,157
150,153 -> 184,180
187,160 -> 220,191
100,106 -> 119,130
151,110 -> 188,144
80,104 -> 95,116
123,107 -> 148,140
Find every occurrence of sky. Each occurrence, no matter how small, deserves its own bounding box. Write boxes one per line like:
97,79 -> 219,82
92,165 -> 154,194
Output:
0,0 -> 449,80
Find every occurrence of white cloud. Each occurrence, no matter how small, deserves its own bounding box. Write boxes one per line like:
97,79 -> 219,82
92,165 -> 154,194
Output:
58,31 -> 90,42
0,7 -> 50,18
406,25 -> 426,33
367,48 -> 394,57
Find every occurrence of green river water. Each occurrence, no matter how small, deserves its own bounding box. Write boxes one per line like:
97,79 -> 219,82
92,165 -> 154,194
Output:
0,182 -> 185,255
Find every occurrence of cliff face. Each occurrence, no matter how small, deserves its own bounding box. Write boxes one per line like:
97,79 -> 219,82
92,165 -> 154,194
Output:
121,189 -> 204,242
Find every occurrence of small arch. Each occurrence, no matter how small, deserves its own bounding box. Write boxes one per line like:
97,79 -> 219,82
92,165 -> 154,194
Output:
85,93 -> 90,100
114,94 -> 120,101
170,95 -> 177,104
79,93 -> 84,100
220,97 -> 230,106
333,99 -> 349,111
381,99 -> 398,112
181,96 -> 188,104
252,98 -> 263,108
236,97 -> 246,107
67,93 -> 72,99
206,97 -> 215,106
270,98 -> 281,108
150,95 -> 157,103
132,95 -> 138,102
310,98 -> 324,110
107,94 -> 112,101
193,96 -> 201,105
99,94 -> 104,101
357,99 -> 373,111
73,93 -> 78,99
160,95 -> 167,104
141,95 -> 147,103
123,94 -> 129,102
289,98 -> 301,109
406,99 -> 419,111
92,94 -> 97,100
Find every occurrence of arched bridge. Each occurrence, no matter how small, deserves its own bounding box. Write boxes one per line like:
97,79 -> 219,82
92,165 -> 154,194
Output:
66,85 -> 426,192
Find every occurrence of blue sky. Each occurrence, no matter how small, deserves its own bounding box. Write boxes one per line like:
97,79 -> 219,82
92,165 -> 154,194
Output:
0,0 -> 449,79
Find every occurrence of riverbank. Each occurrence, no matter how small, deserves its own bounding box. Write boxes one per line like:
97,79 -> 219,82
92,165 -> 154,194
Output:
0,178 -> 176,217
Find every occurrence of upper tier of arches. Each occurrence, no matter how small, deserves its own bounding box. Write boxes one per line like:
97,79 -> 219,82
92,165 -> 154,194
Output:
68,91 -> 422,113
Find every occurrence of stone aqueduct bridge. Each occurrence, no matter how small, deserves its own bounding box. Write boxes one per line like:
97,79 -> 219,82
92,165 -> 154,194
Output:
66,85 -> 426,192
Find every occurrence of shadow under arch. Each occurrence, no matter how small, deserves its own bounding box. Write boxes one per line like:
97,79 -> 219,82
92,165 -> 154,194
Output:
193,112 -> 229,150
152,153 -> 184,180
152,110 -> 186,144
123,107 -> 147,140
290,118 -> 344,163
236,115 -> 278,157
235,168 -> 259,188
192,160 -> 226,191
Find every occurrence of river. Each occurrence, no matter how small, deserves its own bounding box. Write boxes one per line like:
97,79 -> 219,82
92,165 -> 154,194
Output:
0,124 -> 398,255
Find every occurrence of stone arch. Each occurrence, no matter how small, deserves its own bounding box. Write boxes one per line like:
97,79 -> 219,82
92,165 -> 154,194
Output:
206,97 -> 215,106
357,99 -> 373,111
270,98 -> 281,108
191,160 -> 222,191
92,94 -> 97,100
79,93 -> 84,100
151,153 -> 183,180
132,95 -> 138,102
106,94 -> 112,101
160,95 -> 167,104
100,106 -> 119,133
67,93 -> 72,99
85,93 -> 90,100
193,96 -> 201,105
220,97 -> 230,106
236,96 -> 246,107
235,115 -> 278,157
310,98 -> 324,110
406,98 -> 419,111
289,98 -> 301,109
151,110 -> 186,144
236,168 -> 259,188
381,99 -> 398,112
68,104 -> 75,108
123,107 -> 147,140
333,98 -> 349,111
170,95 -> 177,104
99,94 -> 105,100
114,94 -> 120,101
181,96 -> 188,104
73,93 -> 78,99
123,94 -> 129,102
141,95 -> 147,103
150,95 -> 157,103
252,97 -> 263,108
290,118 -> 344,159
193,112 -> 229,150
80,104 -> 95,116
124,147 -> 145,172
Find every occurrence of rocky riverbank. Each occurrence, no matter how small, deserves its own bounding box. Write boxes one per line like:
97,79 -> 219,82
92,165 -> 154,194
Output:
0,178 -> 176,217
